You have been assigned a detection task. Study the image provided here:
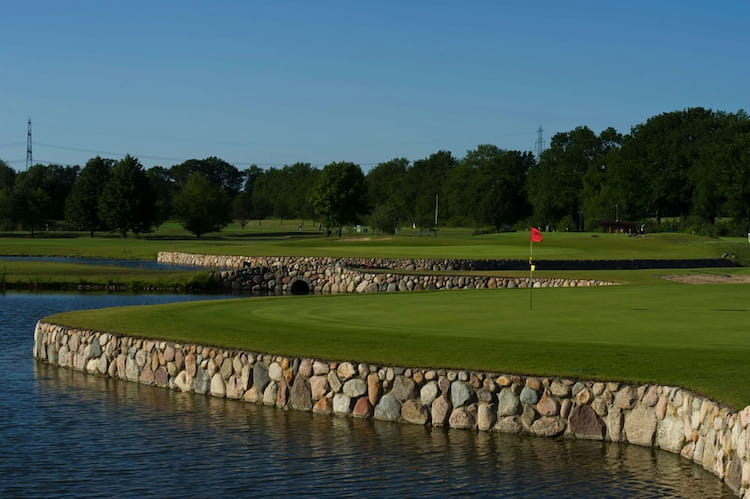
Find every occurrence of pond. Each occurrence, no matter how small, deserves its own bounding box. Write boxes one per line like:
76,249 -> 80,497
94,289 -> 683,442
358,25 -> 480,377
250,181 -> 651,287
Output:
0,292 -> 733,497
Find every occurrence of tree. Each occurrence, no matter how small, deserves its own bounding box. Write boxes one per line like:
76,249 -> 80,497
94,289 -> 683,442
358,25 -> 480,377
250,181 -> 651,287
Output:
0,160 -> 16,230
457,145 -> 533,231
283,162 -> 319,220
368,202 -> 401,234
528,127 -> 622,230
249,164 -> 320,222
13,163 -> 80,235
251,167 -> 287,220
698,111 -> 750,228
366,158 -> 409,219
11,164 -> 78,235
311,161 -> 367,236
146,166 -> 175,228
609,108 -> 720,224
65,156 -> 113,236
98,155 -> 156,238
0,160 -> 15,191
169,157 -> 243,197
173,172 -> 232,238
405,151 -> 456,228
232,191 -> 253,229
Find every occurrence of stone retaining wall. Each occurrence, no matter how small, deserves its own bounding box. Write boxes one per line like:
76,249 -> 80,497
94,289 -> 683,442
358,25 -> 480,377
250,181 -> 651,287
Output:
157,252 -> 617,294
34,321 -> 750,496
157,251 -> 735,272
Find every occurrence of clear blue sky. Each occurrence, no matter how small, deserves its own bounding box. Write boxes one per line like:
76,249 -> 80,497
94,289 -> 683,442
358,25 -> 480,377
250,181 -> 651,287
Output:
1,0 -> 748,171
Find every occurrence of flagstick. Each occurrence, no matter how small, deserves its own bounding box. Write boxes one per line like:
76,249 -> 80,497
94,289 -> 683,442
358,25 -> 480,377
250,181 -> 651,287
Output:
529,237 -> 534,311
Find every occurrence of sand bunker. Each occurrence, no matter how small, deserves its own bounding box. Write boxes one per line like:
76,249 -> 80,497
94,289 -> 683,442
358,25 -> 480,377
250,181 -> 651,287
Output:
660,273 -> 750,284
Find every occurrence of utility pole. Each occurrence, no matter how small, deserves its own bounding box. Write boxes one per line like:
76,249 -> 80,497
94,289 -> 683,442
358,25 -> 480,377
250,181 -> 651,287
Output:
26,118 -> 33,170
434,194 -> 439,236
535,125 -> 545,161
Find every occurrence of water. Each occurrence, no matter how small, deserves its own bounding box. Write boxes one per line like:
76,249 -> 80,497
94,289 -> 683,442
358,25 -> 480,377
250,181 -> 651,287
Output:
0,292 -> 734,497
0,255 -> 201,271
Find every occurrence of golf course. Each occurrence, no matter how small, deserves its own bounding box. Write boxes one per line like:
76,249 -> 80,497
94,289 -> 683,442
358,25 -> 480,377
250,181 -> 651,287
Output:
10,224 -> 748,409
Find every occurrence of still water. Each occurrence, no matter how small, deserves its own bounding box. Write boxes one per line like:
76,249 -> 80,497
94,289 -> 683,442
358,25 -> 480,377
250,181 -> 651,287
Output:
0,292 -> 733,497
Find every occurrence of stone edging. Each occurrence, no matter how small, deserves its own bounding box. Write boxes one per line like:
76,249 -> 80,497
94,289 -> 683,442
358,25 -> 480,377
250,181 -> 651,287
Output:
34,321 -> 749,496
156,252 -> 618,294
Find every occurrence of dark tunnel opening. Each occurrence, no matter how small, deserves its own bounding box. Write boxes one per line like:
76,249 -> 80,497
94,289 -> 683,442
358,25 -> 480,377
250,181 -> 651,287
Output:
289,279 -> 310,295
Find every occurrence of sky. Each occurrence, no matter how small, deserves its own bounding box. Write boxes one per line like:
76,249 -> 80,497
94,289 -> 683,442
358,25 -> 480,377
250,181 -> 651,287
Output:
1,0 -> 748,172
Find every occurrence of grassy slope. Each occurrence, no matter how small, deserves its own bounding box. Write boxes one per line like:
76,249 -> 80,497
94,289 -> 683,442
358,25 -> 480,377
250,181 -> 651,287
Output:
48,283 -> 750,409
0,260 -> 208,288
2,225 -> 749,262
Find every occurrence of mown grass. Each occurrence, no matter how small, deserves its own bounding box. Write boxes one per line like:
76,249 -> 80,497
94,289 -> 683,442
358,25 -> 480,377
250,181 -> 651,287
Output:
0,260 -> 212,291
47,283 -> 750,409
11,225 -> 750,408
2,223 -> 749,263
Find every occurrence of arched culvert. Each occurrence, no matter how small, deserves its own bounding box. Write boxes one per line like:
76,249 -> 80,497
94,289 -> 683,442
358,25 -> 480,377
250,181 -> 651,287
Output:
289,277 -> 311,295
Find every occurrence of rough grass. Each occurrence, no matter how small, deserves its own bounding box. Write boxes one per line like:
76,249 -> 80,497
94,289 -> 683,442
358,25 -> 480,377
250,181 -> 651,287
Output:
1,229 -> 749,262
47,283 -> 750,409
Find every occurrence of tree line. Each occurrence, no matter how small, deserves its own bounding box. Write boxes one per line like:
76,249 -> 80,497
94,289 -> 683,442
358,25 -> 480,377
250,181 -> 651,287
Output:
1,107 -> 748,238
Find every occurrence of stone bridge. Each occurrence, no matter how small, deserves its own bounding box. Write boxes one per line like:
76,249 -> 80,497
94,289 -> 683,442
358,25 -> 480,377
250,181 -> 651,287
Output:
157,252 -> 618,295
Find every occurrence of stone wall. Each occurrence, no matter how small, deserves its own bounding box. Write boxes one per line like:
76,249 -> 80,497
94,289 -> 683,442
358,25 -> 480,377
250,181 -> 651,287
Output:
157,251 -> 736,272
156,252 -> 617,294
34,321 -> 750,496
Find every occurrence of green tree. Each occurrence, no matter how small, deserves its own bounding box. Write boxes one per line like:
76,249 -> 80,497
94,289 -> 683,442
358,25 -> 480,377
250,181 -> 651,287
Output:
232,165 -> 264,228
366,158 -> 409,220
609,108 -> 720,224
146,166 -> 175,228
173,172 -> 232,238
579,127 -> 624,229
65,156 -> 114,236
284,162 -> 319,220
0,160 -> 15,191
251,167 -> 286,220
11,164 -> 78,235
528,127 -> 600,229
528,127 -> 622,230
368,202 -> 401,234
0,160 -> 16,230
311,161 -> 367,236
405,151 -> 456,228
169,157 -> 243,197
232,191 -> 253,229
98,155 -> 156,238
697,111 -> 750,228
457,145 -> 533,231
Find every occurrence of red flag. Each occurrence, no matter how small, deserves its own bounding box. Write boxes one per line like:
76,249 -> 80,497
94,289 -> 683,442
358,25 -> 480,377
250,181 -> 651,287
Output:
530,227 -> 543,243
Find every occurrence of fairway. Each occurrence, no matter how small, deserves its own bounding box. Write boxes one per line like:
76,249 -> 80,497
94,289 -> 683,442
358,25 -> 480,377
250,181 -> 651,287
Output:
2,229 -> 749,263
48,282 -> 750,409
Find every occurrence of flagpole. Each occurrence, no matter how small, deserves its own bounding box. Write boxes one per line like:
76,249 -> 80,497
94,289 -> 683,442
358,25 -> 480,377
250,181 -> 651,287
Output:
529,236 -> 534,311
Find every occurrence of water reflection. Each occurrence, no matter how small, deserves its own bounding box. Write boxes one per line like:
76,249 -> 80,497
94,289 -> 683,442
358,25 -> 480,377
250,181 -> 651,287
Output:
31,362 -> 733,498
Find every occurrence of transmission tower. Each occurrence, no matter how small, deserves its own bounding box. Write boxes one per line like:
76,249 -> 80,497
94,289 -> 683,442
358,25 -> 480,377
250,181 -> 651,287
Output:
26,118 -> 33,170
534,125 -> 545,161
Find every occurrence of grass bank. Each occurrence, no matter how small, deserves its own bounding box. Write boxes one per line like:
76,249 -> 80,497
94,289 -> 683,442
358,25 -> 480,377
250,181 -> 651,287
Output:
2,225 -> 749,263
47,283 -> 750,409
0,260 -> 213,292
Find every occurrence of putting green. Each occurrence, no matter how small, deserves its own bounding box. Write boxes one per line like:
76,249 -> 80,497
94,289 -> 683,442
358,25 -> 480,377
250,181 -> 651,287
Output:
47,282 -> 750,409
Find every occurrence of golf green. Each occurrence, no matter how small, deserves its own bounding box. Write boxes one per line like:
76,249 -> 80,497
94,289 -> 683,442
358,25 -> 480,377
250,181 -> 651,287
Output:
47,282 -> 750,409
